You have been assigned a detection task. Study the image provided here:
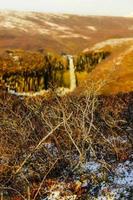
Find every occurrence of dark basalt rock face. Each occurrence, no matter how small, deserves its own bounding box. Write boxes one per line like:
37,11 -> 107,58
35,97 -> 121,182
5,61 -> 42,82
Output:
0,50 -> 69,92
74,51 -> 110,72
0,49 -> 110,93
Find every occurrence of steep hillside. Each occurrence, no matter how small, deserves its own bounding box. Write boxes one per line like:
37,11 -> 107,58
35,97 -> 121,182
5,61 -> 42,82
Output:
84,38 -> 133,94
0,10 -> 133,53
0,38 -> 133,96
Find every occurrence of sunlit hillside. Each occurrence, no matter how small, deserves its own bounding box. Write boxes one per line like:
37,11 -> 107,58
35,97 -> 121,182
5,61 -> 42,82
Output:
81,38 -> 133,94
0,10 -> 133,200
0,10 -> 133,53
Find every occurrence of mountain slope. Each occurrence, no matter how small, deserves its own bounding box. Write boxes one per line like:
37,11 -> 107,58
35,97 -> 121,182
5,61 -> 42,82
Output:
84,38 -> 133,94
0,10 -> 133,53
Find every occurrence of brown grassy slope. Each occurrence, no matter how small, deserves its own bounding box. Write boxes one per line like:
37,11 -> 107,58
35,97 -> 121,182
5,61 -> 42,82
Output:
82,39 -> 133,94
0,11 -> 133,53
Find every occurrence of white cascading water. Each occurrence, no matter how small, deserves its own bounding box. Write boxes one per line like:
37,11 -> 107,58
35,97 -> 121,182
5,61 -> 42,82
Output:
7,55 -> 77,97
55,55 -> 77,96
68,55 -> 76,91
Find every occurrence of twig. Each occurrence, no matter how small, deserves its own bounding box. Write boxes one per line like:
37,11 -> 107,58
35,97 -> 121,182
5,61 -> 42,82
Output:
0,192 -> 3,200
15,122 -> 63,174
15,114 -> 72,174
33,158 -> 59,200
27,186 -> 31,200
0,187 -> 26,200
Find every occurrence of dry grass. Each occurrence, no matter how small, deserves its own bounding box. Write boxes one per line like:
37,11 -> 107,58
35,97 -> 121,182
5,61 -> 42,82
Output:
0,12 -> 133,54
85,43 -> 133,94
0,88 -> 133,199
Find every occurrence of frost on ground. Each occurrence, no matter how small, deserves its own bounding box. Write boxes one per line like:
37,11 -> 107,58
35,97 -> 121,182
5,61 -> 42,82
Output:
88,156 -> 133,199
82,161 -> 101,173
42,180 -> 77,200
87,25 -> 97,31
113,160 -> 133,186
43,191 -> 77,200
7,88 -> 50,97
42,155 -> 133,200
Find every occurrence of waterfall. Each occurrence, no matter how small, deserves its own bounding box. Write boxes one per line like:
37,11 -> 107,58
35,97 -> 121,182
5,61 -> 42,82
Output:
55,55 -> 77,96
68,55 -> 77,91
6,55 -> 77,97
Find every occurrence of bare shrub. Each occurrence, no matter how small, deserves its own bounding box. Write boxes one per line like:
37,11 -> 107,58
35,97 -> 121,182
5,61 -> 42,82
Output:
0,90 -> 133,198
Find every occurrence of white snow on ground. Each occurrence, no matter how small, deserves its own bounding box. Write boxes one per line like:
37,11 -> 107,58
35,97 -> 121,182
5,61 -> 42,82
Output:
42,181 -> 77,200
46,191 -> 60,200
0,15 -> 50,34
37,28 -> 50,34
44,192 -> 76,200
91,38 -> 133,50
81,156 -> 133,199
59,33 -> 90,40
44,21 -> 71,31
82,48 -> 90,53
48,13 -> 70,19
0,15 -> 35,29
0,10 -> 69,20
98,187 -> 131,200
0,10 -> 70,34
87,26 -> 97,31
113,160 -> 133,186
8,89 -> 50,97
82,161 -> 101,173
40,156 -> 133,199
0,21 -> 15,29
98,157 -> 133,199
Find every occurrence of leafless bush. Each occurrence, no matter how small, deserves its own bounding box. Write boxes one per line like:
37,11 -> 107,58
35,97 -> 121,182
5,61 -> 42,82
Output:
0,90 -> 133,199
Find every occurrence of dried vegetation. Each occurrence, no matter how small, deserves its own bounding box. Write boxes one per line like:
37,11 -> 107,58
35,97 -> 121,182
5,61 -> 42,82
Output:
0,88 -> 133,199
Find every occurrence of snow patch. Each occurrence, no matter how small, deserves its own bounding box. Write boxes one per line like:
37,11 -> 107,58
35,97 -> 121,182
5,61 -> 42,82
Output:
82,48 -> 90,53
0,15 -> 35,30
60,33 -> 90,40
113,160 -> 133,186
48,13 -> 70,19
87,26 -> 97,31
91,38 -> 133,50
82,161 -> 101,173
44,192 -> 76,200
98,186 -> 131,200
0,11 -> 69,34
8,89 -> 50,97
45,21 -> 71,31
47,191 -> 60,200
37,28 -> 50,34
